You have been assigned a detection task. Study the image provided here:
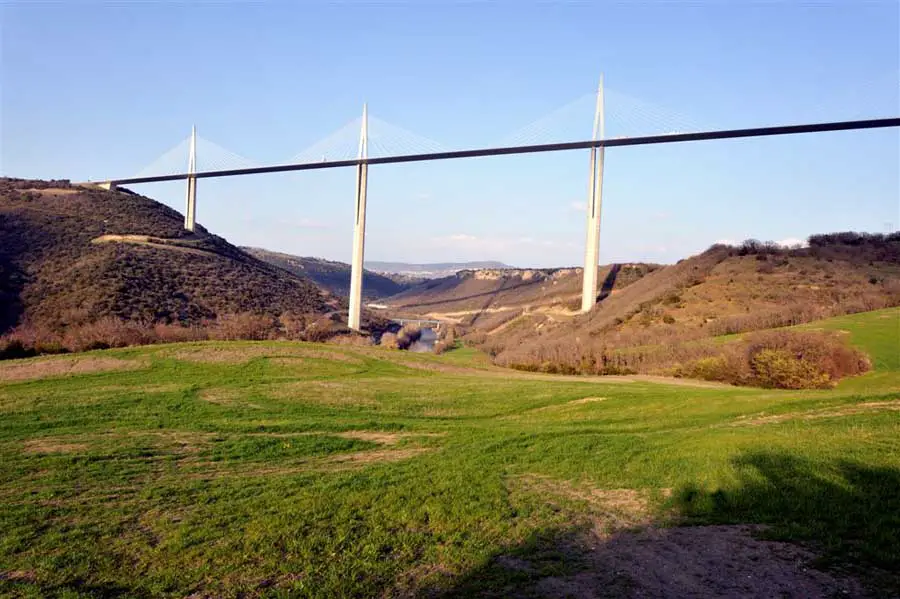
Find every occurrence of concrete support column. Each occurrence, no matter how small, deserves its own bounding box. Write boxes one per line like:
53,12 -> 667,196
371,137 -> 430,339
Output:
348,105 -> 369,331
185,126 -> 198,232
581,75 -> 606,313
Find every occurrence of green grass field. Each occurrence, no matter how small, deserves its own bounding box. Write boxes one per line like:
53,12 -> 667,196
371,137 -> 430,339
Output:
1,308 -> 898,597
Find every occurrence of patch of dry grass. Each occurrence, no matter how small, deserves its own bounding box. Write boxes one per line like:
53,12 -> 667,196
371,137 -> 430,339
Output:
334,431 -> 446,445
198,388 -> 263,409
23,439 -> 88,454
170,345 -> 363,365
729,400 -> 900,427
513,474 -> 653,532
325,447 -> 432,465
267,380 -> 379,407
0,356 -> 146,382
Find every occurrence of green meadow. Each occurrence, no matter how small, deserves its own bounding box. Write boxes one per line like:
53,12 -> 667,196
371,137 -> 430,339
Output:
1,308 -> 898,597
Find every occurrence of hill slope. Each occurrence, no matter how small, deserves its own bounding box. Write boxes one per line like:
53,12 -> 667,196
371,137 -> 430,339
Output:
384,234 -> 900,372
384,264 -> 660,324
0,178 -> 334,334
477,237 -> 900,371
242,248 -> 411,299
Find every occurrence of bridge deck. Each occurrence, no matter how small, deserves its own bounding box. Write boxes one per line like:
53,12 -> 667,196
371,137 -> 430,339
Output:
104,117 -> 900,185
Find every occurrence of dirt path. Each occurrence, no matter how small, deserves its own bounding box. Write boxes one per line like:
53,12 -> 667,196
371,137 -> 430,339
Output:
91,234 -> 214,257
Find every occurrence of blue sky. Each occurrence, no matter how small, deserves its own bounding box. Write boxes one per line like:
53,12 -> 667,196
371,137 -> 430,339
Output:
2,1 -> 898,267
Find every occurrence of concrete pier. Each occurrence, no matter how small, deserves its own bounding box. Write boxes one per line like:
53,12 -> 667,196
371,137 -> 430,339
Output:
348,106 -> 369,331
581,76 -> 605,313
185,126 -> 197,232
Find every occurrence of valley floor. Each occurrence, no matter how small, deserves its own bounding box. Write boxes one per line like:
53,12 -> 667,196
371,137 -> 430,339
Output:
1,309 -> 898,597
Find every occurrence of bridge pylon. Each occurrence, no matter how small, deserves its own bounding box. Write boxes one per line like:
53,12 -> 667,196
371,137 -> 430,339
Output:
581,75 -> 605,313
184,125 -> 198,232
348,105 -> 369,331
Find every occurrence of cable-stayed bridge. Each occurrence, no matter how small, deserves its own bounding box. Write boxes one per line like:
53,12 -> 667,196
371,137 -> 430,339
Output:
87,77 -> 900,331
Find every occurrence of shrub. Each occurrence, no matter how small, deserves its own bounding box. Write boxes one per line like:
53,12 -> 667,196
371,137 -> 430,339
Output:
750,348 -> 831,389
62,317 -> 155,352
675,354 -> 746,385
303,316 -> 343,343
210,313 -> 277,341
380,332 -> 400,350
676,330 -> 871,388
326,331 -> 372,347
278,313 -> 309,340
154,323 -> 208,343
0,339 -> 37,360
433,340 -> 457,354
744,330 -> 870,388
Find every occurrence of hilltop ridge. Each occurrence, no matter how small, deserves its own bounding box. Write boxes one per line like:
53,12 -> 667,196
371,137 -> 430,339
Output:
388,234 -> 900,374
242,247 -> 412,299
0,178 -> 335,335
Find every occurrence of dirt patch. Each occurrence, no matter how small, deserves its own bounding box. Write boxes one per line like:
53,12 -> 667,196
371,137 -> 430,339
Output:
25,187 -> 79,196
527,524 -> 864,599
326,447 -> 431,465
90,234 -> 214,257
198,388 -> 263,409
0,356 -> 146,382
335,431 -> 446,445
568,396 -> 606,406
23,439 -> 88,454
731,400 -> 900,427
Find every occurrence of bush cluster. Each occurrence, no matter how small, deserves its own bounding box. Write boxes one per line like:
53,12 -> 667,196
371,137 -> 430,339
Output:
494,327 -> 870,389
674,330 -> 870,389
0,311 -> 355,360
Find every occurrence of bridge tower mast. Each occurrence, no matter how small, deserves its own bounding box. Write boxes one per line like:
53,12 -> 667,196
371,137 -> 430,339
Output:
581,75 -> 605,313
348,105 -> 369,331
185,125 -> 198,232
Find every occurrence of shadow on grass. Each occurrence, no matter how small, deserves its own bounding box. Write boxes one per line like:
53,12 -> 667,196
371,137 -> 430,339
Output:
674,452 -> 900,572
431,451 -> 900,598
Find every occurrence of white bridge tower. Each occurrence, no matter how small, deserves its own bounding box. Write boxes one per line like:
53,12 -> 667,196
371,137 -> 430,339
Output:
184,125 -> 198,232
348,105 -> 369,331
581,75 -> 606,313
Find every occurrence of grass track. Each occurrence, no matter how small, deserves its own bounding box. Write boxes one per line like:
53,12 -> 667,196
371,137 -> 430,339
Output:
0,308 -> 898,597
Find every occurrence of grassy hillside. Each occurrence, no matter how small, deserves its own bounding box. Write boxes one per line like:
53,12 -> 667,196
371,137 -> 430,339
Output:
452,237 -> 900,373
0,178 -> 334,335
242,247 -> 411,299
0,308 -> 897,597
